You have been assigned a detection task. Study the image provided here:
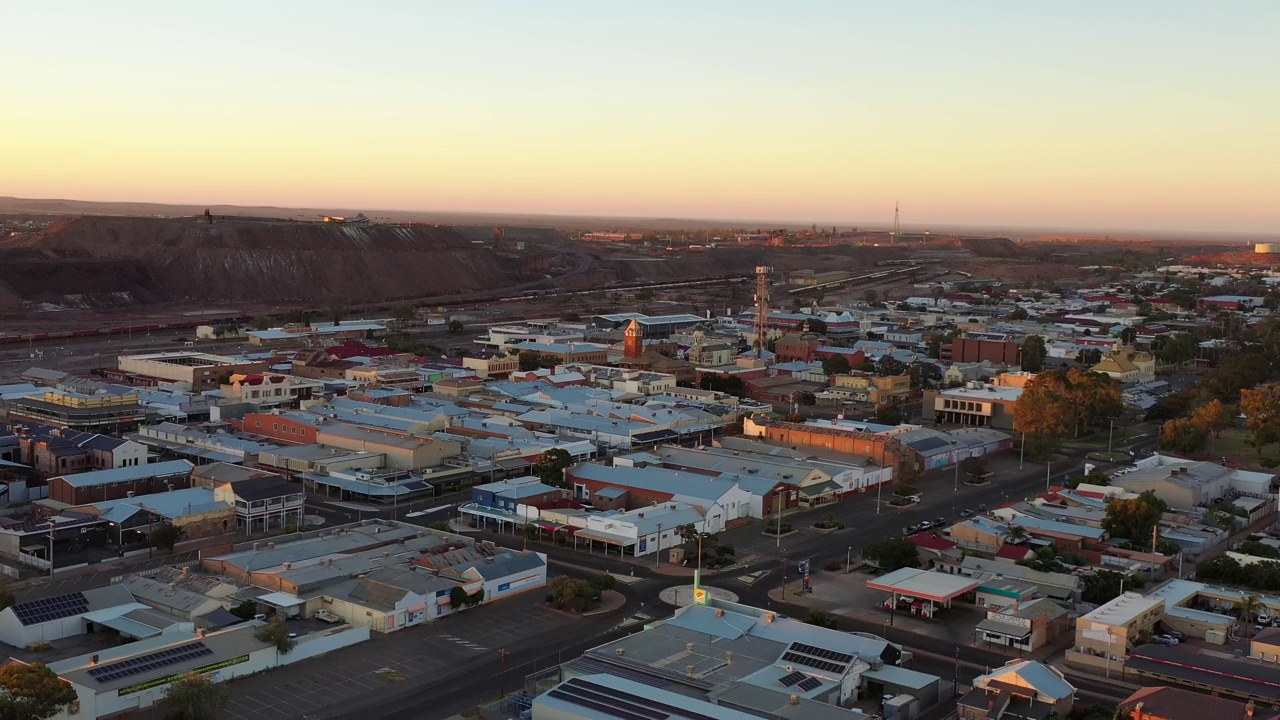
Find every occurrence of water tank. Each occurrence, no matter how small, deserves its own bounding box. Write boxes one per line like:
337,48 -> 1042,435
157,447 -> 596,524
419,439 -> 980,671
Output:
1256,243 -> 1278,254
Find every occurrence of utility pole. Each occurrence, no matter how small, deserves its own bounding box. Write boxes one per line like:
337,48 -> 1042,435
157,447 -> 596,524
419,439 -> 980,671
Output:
1108,417 -> 1115,458
655,523 -> 662,568
1045,461 -> 1052,492
954,462 -> 959,492
891,202 -> 900,245
775,488 -> 785,547
47,520 -> 56,578
1019,431 -> 1025,470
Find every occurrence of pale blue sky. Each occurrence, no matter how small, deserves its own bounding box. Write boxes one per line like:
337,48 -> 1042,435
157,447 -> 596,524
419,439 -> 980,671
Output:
3,2 -> 1277,232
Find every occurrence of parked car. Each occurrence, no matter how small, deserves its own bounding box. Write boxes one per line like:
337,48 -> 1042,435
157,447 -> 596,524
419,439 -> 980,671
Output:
1165,630 -> 1186,641
1155,635 -> 1180,646
903,526 -> 918,535
934,516 -> 945,525
907,495 -> 922,503
315,609 -> 343,624
1258,612 -> 1272,625
978,503 -> 987,511
917,521 -> 933,531
959,509 -> 974,518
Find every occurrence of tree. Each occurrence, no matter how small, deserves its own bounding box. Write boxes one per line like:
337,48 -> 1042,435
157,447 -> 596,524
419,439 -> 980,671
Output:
875,403 -> 903,426
908,361 -> 942,390
447,319 -> 464,333
592,573 -> 618,593
1076,347 -> 1102,365
517,350 -> 541,372
449,585 -> 469,609
1241,594 -> 1263,637
1241,384 -> 1280,459
1161,418 -> 1209,453
391,305 -> 416,325
863,289 -> 879,304
534,448 -> 573,488
806,318 -> 828,335
255,618 -> 296,655
547,576 -> 595,612
230,599 -> 259,621
0,662 -> 79,720
875,355 -> 906,377
151,523 -> 185,553
805,610 -> 839,630
1020,335 -> 1046,372
1010,306 -> 1029,321
960,456 -> 988,481
821,354 -> 851,376
1014,372 -> 1071,452
1240,540 -> 1280,559
164,672 -> 230,720
1006,525 -> 1029,544
324,296 -> 349,326
1081,570 -> 1128,605
1154,333 -> 1197,365
1102,490 -> 1167,545
1191,399 -> 1234,438
0,587 -> 14,611
251,315 -> 272,331
863,539 -> 920,572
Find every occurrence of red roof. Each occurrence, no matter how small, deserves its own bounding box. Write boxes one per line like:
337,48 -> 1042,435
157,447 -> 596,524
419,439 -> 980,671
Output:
995,543 -> 1033,560
325,341 -> 398,360
908,532 -> 957,552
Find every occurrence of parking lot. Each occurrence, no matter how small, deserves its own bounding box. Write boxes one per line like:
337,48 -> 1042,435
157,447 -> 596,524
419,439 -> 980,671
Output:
220,592 -> 577,720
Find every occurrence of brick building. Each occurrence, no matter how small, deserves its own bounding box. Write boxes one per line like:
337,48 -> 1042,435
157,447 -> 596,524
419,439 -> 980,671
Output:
48,459 -> 194,505
239,411 -> 325,445
949,337 -> 1021,365
743,417 -> 906,476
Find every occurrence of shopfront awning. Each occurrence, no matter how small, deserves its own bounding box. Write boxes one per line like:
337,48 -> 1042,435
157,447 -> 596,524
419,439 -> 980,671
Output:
975,618 -> 1031,639
574,528 -> 635,546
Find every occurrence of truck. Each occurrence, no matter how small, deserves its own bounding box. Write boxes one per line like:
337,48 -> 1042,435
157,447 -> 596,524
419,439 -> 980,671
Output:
315,609 -> 342,624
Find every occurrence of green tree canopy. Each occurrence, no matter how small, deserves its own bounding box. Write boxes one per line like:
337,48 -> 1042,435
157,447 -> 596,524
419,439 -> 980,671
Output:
151,523 -> 185,553
1102,490 -> 1168,546
1020,335 -> 1046,372
164,672 -> 230,720
863,538 -> 920,572
534,448 -> 574,488
1161,417 -> 1209,453
821,353 -> 851,376
0,662 -> 79,720
254,618 -> 297,655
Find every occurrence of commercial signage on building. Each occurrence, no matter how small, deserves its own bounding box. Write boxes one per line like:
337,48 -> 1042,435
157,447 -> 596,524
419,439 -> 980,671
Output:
117,654 -> 250,697
988,612 -> 1032,629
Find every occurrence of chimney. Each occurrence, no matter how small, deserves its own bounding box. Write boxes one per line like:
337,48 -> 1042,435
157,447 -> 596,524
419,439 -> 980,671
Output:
766,613 -> 775,623
252,542 -> 261,551
615,648 -> 625,657
197,628 -> 207,638
268,543 -> 276,550
790,695 -> 799,706
126,491 -> 135,498
686,643 -> 694,654
686,665 -> 695,678
1134,702 -> 1144,720
725,651 -> 734,665
282,562 -> 291,570
90,654 -> 99,665
325,558 -> 333,568
182,567 -> 191,577
716,609 -> 724,618
1245,701 -> 1254,719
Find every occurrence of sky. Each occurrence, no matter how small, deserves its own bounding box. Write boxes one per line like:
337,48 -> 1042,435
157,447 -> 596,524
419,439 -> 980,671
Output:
3,2 -> 1278,233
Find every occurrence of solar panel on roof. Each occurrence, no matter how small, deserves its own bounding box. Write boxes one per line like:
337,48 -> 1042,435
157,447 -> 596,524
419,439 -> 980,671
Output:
781,651 -> 845,675
778,670 -> 806,687
797,676 -> 823,692
790,642 -> 854,665
10,592 -> 88,626
89,642 -> 213,683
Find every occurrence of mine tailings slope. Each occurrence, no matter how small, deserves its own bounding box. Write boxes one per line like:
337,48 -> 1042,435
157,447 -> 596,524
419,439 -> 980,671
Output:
0,216 -> 520,307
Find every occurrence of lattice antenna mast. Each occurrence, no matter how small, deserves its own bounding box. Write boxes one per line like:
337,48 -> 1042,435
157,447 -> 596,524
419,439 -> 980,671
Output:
755,265 -> 772,354
891,201 -> 900,245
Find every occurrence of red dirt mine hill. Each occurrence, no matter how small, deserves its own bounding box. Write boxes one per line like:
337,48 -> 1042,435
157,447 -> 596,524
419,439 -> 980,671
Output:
0,216 -> 530,308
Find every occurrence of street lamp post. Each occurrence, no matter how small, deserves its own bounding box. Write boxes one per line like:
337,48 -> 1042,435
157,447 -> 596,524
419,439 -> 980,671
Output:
1107,417 -> 1115,457
954,462 -> 959,492
775,488 -> 786,547
1019,431 -> 1025,470
1045,460 -> 1052,492
846,546 -> 852,574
